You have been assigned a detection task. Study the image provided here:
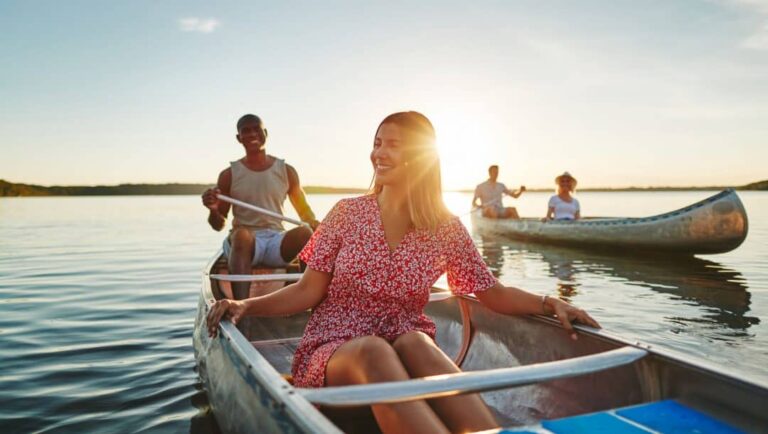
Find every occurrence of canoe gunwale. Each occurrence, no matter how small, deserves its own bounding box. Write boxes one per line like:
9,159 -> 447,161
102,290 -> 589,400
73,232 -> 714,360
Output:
297,346 -> 648,407
196,250 -> 343,434
517,307 -> 768,393
444,289 -> 768,394
208,273 -> 302,282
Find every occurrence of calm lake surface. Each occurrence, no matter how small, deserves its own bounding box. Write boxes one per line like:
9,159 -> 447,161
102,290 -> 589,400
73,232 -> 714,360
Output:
1,191 -> 766,432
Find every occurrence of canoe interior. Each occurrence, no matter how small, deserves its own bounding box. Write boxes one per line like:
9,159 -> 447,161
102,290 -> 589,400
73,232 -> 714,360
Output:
199,255 -> 768,433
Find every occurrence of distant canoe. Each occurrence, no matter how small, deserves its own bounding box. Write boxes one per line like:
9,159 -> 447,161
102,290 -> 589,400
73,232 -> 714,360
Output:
471,189 -> 748,254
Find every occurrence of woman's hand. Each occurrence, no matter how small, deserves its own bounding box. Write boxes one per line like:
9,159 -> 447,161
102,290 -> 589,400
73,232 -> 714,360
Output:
547,297 -> 601,340
207,299 -> 247,337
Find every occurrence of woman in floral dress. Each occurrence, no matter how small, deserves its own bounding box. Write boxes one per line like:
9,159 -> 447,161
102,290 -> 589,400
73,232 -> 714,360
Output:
207,111 -> 600,433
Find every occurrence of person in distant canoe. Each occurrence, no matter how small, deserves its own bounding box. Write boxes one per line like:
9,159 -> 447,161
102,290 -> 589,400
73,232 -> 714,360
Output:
472,165 -> 526,219
544,171 -> 581,221
207,111 -> 600,433
201,114 -> 320,300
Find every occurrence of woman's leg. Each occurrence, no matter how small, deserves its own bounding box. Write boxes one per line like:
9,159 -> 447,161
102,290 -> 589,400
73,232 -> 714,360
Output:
393,331 -> 498,432
325,336 -> 449,434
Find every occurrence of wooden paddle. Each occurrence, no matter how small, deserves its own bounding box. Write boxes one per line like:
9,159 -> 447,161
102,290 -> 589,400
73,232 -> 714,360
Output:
463,196 -> 503,217
217,194 -> 310,227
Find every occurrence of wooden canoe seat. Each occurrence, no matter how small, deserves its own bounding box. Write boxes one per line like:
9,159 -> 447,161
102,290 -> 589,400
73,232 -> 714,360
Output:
212,255 -> 302,273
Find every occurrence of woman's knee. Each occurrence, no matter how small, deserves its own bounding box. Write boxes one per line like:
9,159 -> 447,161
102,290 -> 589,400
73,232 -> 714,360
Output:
328,336 -> 405,384
353,336 -> 398,366
392,331 -> 434,356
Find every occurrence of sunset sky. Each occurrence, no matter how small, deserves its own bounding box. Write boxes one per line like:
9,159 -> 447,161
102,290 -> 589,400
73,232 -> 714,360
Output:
1,1 -> 766,190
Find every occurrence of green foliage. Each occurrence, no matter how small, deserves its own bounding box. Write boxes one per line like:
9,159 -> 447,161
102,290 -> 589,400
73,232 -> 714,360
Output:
1,178 -> 764,197
0,179 -> 212,196
740,180 -> 768,191
0,180 -> 52,196
0,180 -> 367,196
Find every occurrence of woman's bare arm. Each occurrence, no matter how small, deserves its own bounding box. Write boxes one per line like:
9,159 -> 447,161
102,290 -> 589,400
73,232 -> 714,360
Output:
207,268 -> 331,336
246,268 -> 330,316
475,282 -> 600,339
543,206 -> 555,221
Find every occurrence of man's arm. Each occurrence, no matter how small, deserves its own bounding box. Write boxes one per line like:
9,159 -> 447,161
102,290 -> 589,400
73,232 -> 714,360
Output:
286,164 -> 319,229
505,185 -> 526,199
202,168 -> 232,231
472,187 -> 481,208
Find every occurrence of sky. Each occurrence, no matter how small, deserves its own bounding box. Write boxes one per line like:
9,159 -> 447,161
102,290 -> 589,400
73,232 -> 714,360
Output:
1,0 -> 766,190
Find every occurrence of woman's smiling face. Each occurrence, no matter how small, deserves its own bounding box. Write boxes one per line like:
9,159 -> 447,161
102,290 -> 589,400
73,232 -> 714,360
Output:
558,177 -> 575,193
371,123 -> 407,187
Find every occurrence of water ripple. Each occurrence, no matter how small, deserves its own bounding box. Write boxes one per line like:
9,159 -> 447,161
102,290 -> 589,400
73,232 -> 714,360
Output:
1,193 -> 767,432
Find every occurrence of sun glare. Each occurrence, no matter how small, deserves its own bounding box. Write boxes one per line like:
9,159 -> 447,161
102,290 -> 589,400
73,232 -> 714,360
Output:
430,110 -> 497,191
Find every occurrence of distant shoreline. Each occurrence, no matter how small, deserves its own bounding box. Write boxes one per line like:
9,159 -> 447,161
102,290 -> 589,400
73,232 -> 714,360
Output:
1,179 -> 766,197
0,180 -> 369,197
455,183 -> 768,193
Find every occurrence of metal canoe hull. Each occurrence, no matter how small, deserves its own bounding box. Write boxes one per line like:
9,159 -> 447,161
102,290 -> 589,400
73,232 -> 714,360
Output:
471,189 -> 748,254
192,253 -> 342,434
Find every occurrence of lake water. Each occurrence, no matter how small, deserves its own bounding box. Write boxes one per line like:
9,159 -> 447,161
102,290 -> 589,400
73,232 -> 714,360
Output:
1,191 -> 766,432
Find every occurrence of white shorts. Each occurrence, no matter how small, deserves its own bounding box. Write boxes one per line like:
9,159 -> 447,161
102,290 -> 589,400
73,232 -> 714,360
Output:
223,229 -> 288,267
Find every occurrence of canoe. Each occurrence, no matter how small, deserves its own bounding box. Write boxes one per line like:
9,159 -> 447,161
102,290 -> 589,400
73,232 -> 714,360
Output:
193,251 -> 768,433
471,189 -> 748,254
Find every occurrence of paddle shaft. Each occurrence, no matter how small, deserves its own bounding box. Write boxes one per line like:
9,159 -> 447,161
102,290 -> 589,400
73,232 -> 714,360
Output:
217,194 -> 309,227
464,196 -> 503,217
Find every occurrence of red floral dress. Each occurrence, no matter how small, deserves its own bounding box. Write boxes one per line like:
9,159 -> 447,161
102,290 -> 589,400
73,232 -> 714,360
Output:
293,194 -> 497,387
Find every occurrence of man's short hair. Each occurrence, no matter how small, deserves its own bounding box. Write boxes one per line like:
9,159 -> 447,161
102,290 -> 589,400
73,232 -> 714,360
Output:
488,165 -> 499,173
237,114 -> 263,131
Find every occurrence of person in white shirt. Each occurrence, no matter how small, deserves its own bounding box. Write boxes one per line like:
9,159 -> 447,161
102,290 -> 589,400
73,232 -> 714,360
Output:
472,165 -> 526,219
544,172 -> 580,221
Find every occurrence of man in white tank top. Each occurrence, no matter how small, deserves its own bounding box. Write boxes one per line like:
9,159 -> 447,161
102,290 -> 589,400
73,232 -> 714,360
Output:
201,114 -> 320,299
472,165 -> 526,219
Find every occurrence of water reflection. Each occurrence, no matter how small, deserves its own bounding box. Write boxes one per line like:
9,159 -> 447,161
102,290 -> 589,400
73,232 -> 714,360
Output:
474,234 -> 759,332
189,385 -> 221,434
478,235 -> 505,278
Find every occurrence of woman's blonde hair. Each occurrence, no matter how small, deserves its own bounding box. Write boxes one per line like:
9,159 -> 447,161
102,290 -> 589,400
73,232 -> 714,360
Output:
370,111 -> 452,231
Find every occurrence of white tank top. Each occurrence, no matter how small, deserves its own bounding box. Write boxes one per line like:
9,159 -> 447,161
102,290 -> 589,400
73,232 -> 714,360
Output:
229,158 -> 289,232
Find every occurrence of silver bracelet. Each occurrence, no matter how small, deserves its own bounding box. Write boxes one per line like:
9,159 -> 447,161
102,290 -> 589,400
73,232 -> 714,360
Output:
541,295 -> 549,314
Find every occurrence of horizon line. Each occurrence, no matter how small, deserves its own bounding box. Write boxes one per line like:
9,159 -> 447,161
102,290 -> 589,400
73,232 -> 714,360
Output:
2,178 -> 765,192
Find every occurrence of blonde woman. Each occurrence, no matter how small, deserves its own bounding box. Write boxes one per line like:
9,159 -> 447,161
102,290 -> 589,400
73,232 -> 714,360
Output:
545,171 -> 581,221
207,112 -> 599,433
